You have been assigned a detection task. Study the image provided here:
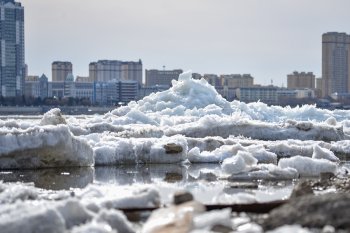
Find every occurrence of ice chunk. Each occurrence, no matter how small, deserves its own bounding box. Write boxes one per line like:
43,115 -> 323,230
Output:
94,136 -> 187,165
71,221 -> 116,233
193,208 -> 232,230
229,164 -> 298,181
222,155 -> 247,174
222,151 -> 257,174
79,186 -> 161,210
0,182 -> 38,204
95,209 -> 135,233
188,143 -> 247,163
266,225 -> 312,233
165,115 -> 344,141
312,145 -> 339,162
278,156 -> 337,177
213,192 -> 256,204
0,125 -> 94,169
40,108 -> 67,126
142,200 -> 205,233
55,199 -> 93,229
0,202 -> 66,233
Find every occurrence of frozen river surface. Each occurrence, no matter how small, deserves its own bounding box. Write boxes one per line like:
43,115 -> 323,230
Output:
1,72 -> 350,232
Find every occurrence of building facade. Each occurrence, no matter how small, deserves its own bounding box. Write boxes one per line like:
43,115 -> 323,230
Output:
145,69 -> 183,87
93,80 -> 138,105
221,74 -> 254,88
89,60 -> 142,85
203,74 -> 222,87
52,61 -> 73,82
322,32 -> 350,97
0,0 -> 25,97
287,71 -> 315,89
25,74 -> 48,99
237,86 -> 279,105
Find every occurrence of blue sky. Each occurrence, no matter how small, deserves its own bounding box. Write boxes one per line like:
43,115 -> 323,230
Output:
22,0 -> 350,85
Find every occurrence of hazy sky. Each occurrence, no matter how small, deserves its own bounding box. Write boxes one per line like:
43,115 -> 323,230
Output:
21,0 -> 350,85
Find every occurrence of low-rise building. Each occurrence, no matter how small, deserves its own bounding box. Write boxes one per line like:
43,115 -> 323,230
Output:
25,74 -> 49,99
94,80 -> 138,105
237,86 -> 278,105
145,69 -> 183,87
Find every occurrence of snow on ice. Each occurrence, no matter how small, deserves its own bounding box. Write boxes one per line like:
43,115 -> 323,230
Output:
1,71 -> 350,232
0,71 -> 348,176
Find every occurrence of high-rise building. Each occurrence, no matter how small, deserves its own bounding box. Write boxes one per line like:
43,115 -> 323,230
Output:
52,61 -> 73,82
322,32 -> 350,97
89,60 -> 142,85
0,0 -> 25,97
287,71 -> 315,89
145,69 -> 183,87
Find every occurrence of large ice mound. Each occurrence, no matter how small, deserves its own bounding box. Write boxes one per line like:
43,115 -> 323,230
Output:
112,71 -> 232,117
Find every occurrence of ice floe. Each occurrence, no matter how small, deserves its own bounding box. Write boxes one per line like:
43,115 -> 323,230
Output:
278,156 -> 337,177
0,124 -> 93,169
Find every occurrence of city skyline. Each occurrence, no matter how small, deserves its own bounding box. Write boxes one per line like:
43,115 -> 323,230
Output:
21,0 -> 350,85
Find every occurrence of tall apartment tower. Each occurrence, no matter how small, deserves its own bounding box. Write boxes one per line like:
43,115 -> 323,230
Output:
287,71 -> 315,89
322,32 -> 350,97
52,61 -> 73,82
0,0 -> 25,97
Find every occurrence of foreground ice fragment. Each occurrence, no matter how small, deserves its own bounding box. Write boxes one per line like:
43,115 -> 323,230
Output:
266,225 -> 312,233
278,156 -> 337,177
0,203 -> 66,233
312,144 -> 340,162
222,151 -> 257,175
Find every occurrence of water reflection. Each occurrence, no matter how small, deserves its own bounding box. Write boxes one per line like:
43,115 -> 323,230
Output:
94,164 -> 188,185
0,167 -> 94,190
0,164 -> 296,204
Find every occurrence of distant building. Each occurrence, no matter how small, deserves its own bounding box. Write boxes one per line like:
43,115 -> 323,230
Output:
145,69 -> 183,87
25,74 -> 48,99
315,78 -> 323,98
277,88 -> 315,99
0,0 -> 25,97
76,76 -> 93,83
52,61 -> 73,82
237,86 -> 279,105
138,85 -> 169,100
287,71 -> 315,89
192,73 -> 202,80
322,32 -> 350,97
89,60 -> 142,85
221,74 -> 254,88
216,87 -> 237,101
277,88 -> 316,106
94,80 -> 138,105
50,74 -> 94,102
203,74 -> 222,87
